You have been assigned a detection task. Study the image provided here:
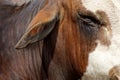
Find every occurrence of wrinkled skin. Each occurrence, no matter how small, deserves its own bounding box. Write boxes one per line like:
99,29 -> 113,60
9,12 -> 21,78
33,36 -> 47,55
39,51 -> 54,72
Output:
15,0 -> 111,80
0,0 -> 47,80
0,0 -> 118,80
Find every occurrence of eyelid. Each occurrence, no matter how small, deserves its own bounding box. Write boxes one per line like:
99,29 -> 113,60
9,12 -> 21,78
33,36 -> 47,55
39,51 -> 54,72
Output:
77,12 -> 101,24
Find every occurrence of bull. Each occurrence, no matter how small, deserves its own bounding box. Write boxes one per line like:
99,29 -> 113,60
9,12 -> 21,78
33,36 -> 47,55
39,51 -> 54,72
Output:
0,0 -> 120,80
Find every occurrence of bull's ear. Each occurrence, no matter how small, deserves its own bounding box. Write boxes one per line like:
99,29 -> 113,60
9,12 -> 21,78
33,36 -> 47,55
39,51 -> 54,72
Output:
15,4 -> 59,49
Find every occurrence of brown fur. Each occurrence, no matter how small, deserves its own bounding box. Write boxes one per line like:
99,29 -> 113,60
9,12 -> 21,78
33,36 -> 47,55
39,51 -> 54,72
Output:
0,0 -> 111,80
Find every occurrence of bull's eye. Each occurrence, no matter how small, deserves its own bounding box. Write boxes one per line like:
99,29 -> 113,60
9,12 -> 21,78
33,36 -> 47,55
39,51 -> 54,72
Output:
77,13 -> 101,27
77,12 -> 101,38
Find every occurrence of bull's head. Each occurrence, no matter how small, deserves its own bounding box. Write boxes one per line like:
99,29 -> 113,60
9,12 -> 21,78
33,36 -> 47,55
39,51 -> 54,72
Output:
15,0 -> 113,76
15,0 -> 111,49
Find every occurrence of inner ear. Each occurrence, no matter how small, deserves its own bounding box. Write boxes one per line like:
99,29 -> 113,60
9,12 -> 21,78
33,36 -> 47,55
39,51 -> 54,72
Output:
15,3 -> 60,49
